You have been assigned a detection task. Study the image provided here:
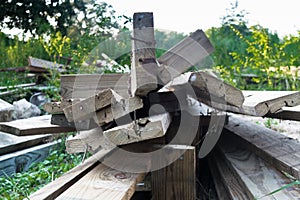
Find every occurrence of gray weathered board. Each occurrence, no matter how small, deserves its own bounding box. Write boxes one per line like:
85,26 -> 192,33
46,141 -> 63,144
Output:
28,56 -> 66,73
0,131 -> 52,155
214,136 -> 300,199
0,99 -> 14,122
0,141 -> 58,177
267,105 -> 300,121
225,114 -> 300,179
0,115 -> 75,136
60,74 -> 130,99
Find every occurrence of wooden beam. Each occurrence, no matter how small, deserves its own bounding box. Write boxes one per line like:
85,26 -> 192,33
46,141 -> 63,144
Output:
0,131 -> 52,156
93,96 -> 143,126
151,145 -> 196,200
43,99 -> 80,114
63,89 -> 122,122
29,148 -> 114,200
217,136 -> 300,199
0,115 -> 75,136
225,114 -> 300,179
28,56 -> 66,73
157,30 -> 214,85
161,71 -> 245,107
103,113 -> 171,146
51,114 -> 98,131
266,105 -> 300,121
130,12 -> 158,96
0,141 -> 58,177
60,74 -> 130,99
66,128 -> 106,154
56,164 -> 145,200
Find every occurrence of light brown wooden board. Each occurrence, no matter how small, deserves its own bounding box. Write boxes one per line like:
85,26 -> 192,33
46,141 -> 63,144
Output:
218,137 -> 300,199
0,115 -> 75,136
103,113 -> 171,146
43,99 -> 80,114
60,74 -> 130,99
0,141 -> 57,177
225,114 -> 300,179
157,30 -> 214,85
0,131 -> 52,155
151,145 -> 195,200
63,89 -> 122,122
130,12 -> 158,96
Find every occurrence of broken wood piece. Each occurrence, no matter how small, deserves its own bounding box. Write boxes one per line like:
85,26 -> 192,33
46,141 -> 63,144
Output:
130,12 -> 158,96
29,148 -> 114,200
161,71 -> 245,107
43,99 -> 80,114
63,89 -> 122,122
93,96 -> 143,125
225,114 -> 300,179
157,29 -> 214,85
266,105 -> 300,121
0,115 -> 75,136
66,128 -> 105,154
28,56 -> 66,73
103,113 -> 171,146
60,74 -> 130,99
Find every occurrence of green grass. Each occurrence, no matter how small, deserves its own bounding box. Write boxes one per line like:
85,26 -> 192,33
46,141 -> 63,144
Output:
0,137 -> 85,200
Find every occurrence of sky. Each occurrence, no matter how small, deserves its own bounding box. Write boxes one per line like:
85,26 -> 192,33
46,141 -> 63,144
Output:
104,0 -> 300,37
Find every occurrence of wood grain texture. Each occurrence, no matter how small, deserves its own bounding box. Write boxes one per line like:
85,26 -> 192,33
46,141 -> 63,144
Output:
60,74 -> 130,99
218,136 -> 300,199
266,105 -> 300,121
63,89 -> 122,122
94,96 -> 143,126
0,141 -> 57,177
0,115 -> 75,136
161,71 -> 244,107
103,113 -> 171,146
43,99 -> 80,114
0,131 -> 52,155
29,148 -> 114,200
151,145 -> 195,200
130,12 -> 158,96
225,114 -> 300,179
157,30 -> 214,85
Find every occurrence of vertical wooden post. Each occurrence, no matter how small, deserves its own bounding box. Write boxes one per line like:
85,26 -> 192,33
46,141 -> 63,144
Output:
151,145 -> 196,200
130,12 -> 158,97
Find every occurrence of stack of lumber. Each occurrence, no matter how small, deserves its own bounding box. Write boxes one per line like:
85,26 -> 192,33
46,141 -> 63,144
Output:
1,12 -> 300,200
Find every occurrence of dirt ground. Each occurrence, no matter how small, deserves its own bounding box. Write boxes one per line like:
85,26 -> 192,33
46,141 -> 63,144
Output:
237,114 -> 300,141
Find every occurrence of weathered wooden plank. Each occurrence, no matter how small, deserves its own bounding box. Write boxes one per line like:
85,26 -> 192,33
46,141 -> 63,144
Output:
103,113 -> 171,146
29,148 -> 114,200
28,56 -> 66,73
266,105 -> 300,121
0,131 -> 52,155
151,145 -> 196,200
0,141 -> 58,177
130,12 -> 158,96
225,114 -> 300,179
0,115 -> 75,136
157,30 -> 214,85
218,136 -> 300,199
63,89 -> 122,122
211,148 -> 254,199
94,96 -> 143,126
161,71 -> 244,107
56,164 -> 145,200
50,114 -> 98,131
43,99 -> 80,114
66,128 -> 105,154
60,74 -> 130,99
0,99 -> 14,122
